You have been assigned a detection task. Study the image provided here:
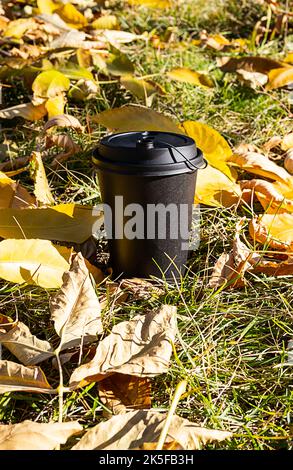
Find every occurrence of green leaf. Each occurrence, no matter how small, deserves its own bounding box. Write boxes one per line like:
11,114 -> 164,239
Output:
106,49 -> 134,76
58,64 -> 94,81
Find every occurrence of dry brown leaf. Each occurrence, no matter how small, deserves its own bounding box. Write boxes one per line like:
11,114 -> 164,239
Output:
234,143 -> 261,154
0,360 -> 54,394
236,69 -> 268,88
218,56 -> 285,73
84,259 -> 104,285
249,214 -> 293,250
0,420 -> 82,450
30,151 -> 54,205
241,179 -> 293,213
0,156 -> 31,173
209,221 -> 260,289
0,171 -> 35,209
72,410 -> 232,450
45,134 -> 81,168
50,252 -> 103,350
99,281 -> 129,311
135,441 -> 182,450
119,278 -> 164,300
252,256 -> 293,277
229,151 -> 292,183
44,114 -> 84,132
69,305 -> 177,388
98,374 -> 151,415
0,318 -> 54,366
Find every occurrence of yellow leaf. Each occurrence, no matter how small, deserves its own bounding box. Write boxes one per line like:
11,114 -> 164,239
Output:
45,95 -> 66,118
0,171 -> 35,209
229,151 -> 292,183
283,52 -> 293,65
120,75 -> 162,105
0,204 -> 103,243
32,70 -> 70,100
249,213 -> 293,250
37,0 -> 58,14
194,164 -> 241,207
167,68 -> 214,88
56,3 -> 87,29
0,239 -> 72,288
4,18 -> 36,38
93,105 -> 180,133
266,67 -> 293,90
91,15 -> 118,30
180,121 -> 235,179
0,103 -> 47,121
29,151 -> 55,205
127,0 -> 171,8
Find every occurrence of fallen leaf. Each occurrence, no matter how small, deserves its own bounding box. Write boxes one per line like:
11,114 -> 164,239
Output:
98,374 -> 151,415
135,441 -> 182,450
0,420 -> 82,450
281,133 -> 293,151
0,103 -> 47,121
93,105 -> 180,133
120,75 -> 162,105
0,171 -> 35,209
50,253 -> 102,350
266,67 -> 293,90
4,18 -> 37,39
252,256 -> 293,277
58,63 -> 94,81
45,95 -> 66,118
0,204 -> 104,243
200,31 -> 230,51
249,213 -> 293,250
0,360 -> 54,394
229,151 -> 292,183
241,179 -> 293,213
37,0 -> 58,15
69,305 -> 177,388
209,221 -> 259,288
194,164 -> 241,207
72,410 -> 232,450
0,239 -> 72,288
45,134 -> 81,168
29,151 -> 54,205
285,150 -> 293,174
180,121 -> 234,179
236,69 -> 268,88
119,278 -> 164,300
0,318 -> 54,365
218,56 -> 285,73
55,3 -> 87,29
44,113 -> 83,132
128,0 -> 171,7
32,70 -> 70,102
91,15 -> 118,30
106,49 -> 134,76
167,68 -> 214,88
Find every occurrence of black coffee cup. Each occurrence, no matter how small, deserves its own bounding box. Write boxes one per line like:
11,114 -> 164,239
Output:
93,131 -> 205,279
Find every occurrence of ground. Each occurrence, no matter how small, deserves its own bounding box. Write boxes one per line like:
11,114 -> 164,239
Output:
0,0 -> 293,450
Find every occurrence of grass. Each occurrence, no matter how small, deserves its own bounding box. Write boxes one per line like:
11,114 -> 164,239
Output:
1,0 -> 293,450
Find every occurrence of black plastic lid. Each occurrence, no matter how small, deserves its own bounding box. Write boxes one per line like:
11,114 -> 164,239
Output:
93,131 -> 204,176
